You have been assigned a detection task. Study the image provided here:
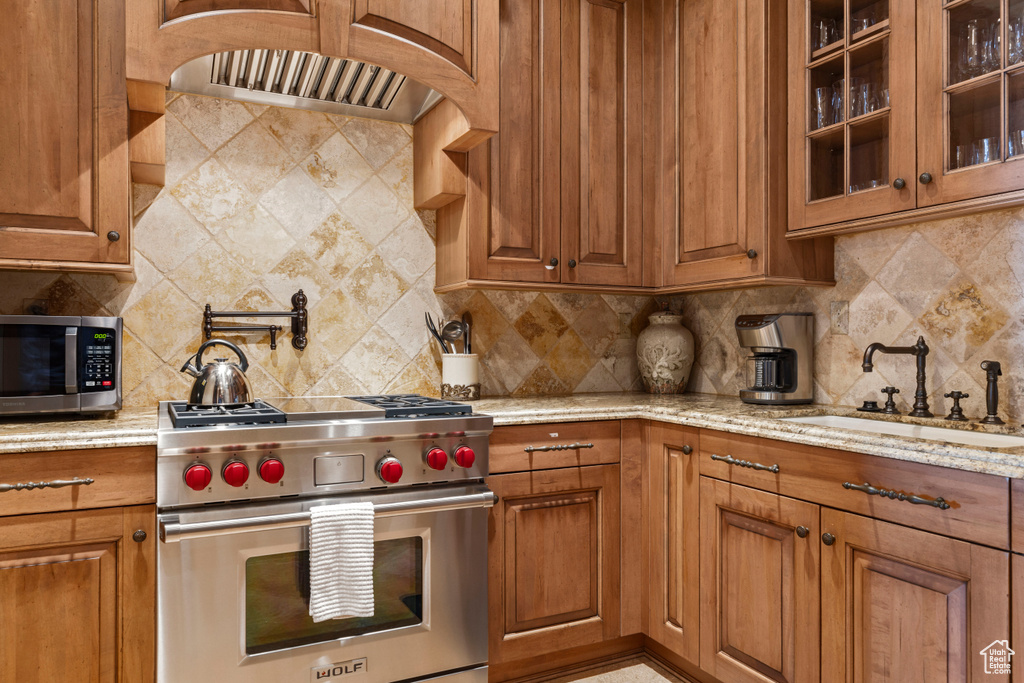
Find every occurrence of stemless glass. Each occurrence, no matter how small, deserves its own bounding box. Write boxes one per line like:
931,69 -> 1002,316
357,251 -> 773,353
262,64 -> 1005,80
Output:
1010,15 -> 1024,65
813,87 -> 834,129
814,17 -> 838,50
832,78 -> 845,124
976,136 -> 1000,163
954,143 -> 975,169
848,77 -> 867,117
1010,130 -> 1024,157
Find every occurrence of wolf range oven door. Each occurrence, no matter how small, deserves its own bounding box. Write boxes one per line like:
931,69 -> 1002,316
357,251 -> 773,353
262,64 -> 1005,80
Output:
157,484 -> 491,683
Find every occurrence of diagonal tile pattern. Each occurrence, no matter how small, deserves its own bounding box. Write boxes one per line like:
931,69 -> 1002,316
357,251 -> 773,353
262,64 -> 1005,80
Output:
675,207 -> 1024,424
3,92 -> 1017,420
0,94 -> 652,406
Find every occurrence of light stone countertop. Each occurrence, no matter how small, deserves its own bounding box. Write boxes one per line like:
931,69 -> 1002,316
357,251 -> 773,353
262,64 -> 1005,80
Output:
0,407 -> 159,455
1,394 -> 1023,479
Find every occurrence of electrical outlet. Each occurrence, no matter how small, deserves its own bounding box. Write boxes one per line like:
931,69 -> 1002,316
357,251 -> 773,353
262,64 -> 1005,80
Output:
830,301 -> 849,335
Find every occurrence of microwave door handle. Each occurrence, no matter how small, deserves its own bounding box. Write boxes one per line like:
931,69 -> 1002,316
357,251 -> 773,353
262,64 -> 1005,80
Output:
65,327 -> 78,394
159,490 -> 499,543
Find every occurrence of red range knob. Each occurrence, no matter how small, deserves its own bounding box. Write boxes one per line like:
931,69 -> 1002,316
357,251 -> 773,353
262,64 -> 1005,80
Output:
184,464 -> 212,491
223,461 -> 249,487
377,457 -> 403,484
453,446 -> 476,468
259,458 -> 285,484
425,447 -> 448,470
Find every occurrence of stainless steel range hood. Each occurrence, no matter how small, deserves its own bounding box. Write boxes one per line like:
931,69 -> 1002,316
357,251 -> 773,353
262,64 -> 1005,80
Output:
169,49 -> 443,124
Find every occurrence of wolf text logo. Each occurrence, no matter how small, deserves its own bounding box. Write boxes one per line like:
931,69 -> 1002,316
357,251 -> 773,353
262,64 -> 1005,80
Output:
311,657 -> 367,681
980,640 -> 1014,675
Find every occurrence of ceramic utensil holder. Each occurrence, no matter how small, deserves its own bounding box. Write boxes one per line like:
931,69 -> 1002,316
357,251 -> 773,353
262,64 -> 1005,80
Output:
441,354 -> 480,400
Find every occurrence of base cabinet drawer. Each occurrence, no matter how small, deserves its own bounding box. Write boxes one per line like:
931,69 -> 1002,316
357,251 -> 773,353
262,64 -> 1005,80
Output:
700,430 -> 1009,548
486,465 -> 621,669
0,447 -> 155,517
489,421 -> 620,473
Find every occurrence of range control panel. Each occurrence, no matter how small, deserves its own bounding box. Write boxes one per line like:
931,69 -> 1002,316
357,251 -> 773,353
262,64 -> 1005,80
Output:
80,327 -> 117,391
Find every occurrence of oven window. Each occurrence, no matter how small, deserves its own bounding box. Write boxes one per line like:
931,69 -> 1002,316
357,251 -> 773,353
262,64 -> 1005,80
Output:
0,325 -> 67,397
244,537 -> 423,655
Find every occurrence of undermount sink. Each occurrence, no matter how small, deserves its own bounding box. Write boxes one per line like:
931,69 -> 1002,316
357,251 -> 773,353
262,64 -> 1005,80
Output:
778,415 -> 1024,449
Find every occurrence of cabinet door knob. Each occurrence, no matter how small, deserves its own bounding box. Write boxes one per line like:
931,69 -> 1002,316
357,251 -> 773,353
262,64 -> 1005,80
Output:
746,249 -> 758,259
568,259 -> 577,268
919,172 -> 933,185
821,532 -> 836,546
796,526 -> 809,538
893,177 -> 906,190
107,231 -> 121,242
681,445 -> 692,455
133,530 -> 147,543
545,257 -> 558,271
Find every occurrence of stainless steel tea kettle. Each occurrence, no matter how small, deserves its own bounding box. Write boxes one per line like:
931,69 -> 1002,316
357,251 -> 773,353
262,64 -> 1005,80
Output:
180,339 -> 253,407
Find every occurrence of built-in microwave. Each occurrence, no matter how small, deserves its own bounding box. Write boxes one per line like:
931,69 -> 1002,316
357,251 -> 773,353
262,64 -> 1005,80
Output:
0,315 -> 122,415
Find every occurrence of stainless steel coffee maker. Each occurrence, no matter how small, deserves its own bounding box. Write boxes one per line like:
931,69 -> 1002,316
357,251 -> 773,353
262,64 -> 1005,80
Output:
735,313 -> 814,404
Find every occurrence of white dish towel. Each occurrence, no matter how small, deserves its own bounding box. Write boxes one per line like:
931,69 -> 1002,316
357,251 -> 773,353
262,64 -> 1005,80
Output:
308,501 -> 375,623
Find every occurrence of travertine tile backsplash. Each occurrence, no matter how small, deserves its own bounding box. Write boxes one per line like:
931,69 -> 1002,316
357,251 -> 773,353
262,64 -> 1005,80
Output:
1,93 -> 1020,421
674,210 -> 1024,425
0,94 -> 652,406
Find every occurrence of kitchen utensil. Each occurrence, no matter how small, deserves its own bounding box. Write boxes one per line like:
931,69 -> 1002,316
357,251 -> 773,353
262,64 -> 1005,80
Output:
425,313 -> 450,354
179,338 -> 253,407
462,311 -> 473,354
440,320 -> 465,353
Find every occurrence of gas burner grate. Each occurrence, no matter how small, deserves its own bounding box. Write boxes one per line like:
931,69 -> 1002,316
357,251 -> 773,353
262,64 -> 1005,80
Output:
167,400 -> 287,428
348,394 -> 472,419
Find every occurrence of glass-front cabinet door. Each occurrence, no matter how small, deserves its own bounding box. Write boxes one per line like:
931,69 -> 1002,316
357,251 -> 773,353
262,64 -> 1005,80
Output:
789,0 -> 917,229
918,0 -> 1024,206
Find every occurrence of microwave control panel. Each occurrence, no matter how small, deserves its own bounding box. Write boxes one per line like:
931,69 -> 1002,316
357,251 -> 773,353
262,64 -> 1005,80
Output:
80,327 -> 117,391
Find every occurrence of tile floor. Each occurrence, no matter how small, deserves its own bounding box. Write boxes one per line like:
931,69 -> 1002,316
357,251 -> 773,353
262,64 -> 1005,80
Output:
546,657 -> 687,682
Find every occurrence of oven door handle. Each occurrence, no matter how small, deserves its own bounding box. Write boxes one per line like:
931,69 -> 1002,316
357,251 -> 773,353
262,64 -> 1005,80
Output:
159,490 -> 498,543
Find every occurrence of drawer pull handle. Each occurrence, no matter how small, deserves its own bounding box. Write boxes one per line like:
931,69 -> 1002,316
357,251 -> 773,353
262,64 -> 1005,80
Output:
524,442 -> 595,453
842,481 -> 950,510
710,453 -> 780,473
0,477 -> 95,493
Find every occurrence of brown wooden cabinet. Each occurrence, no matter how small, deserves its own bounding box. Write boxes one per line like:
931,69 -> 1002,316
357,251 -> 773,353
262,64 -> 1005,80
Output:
651,0 -> 834,292
487,465 -> 622,665
789,0 -> 1024,237
0,0 -> 131,277
0,446 -> 156,683
822,509 -> 1010,683
127,0 -> 499,138
645,423 -> 700,662
0,506 -> 155,683
432,0 -> 646,292
699,477 -> 821,683
1014,553 -> 1023,683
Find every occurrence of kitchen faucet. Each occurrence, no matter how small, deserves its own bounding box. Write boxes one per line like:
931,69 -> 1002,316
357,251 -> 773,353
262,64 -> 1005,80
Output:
862,336 -> 932,417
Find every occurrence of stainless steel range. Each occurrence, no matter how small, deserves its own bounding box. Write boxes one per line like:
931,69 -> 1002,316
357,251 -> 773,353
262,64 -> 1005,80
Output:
156,395 -> 494,683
